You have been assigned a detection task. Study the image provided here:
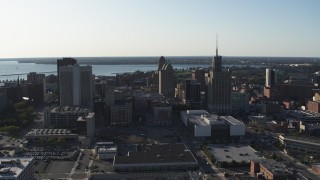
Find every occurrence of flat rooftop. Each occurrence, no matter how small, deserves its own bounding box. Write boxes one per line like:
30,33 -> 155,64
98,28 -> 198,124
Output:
98,146 -> 117,153
49,106 -> 90,113
221,116 -> 244,126
26,129 -> 78,137
188,114 -> 210,126
279,135 -> 320,146
252,159 -> 292,176
287,110 -> 320,118
208,145 -> 264,163
0,157 -> 33,178
186,110 -> 209,115
114,144 -> 198,165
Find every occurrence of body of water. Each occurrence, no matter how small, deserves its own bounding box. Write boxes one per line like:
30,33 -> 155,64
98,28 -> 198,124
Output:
0,61 -> 210,81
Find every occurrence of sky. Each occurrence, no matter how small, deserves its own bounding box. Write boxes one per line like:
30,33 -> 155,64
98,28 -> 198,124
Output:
0,0 -> 319,58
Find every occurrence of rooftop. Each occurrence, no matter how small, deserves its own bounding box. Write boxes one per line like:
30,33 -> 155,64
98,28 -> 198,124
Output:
221,116 -> 244,126
279,135 -> 320,146
113,144 -> 198,165
98,146 -> 117,153
186,110 -> 209,115
209,145 -> 264,163
287,110 -> 320,118
26,129 -> 78,137
253,159 -> 292,176
49,106 -> 90,113
0,157 -> 33,178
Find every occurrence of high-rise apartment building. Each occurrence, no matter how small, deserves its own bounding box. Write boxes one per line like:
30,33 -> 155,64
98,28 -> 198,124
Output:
158,57 -> 174,98
207,45 -> 232,114
59,64 -> 93,106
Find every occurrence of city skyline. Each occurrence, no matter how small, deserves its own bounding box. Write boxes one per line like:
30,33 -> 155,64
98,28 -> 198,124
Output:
0,0 -> 319,58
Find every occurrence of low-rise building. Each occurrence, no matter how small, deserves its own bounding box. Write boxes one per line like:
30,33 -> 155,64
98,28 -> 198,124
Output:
153,106 -> 172,126
299,122 -> 320,134
25,129 -> 78,143
287,110 -> 320,124
95,142 -> 117,160
180,110 -> 245,138
250,159 -> 295,180
77,113 -> 95,137
249,115 -> 268,127
0,157 -> 34,180
113,144 -> 198,172
44,106 -> 91,128
279,135 -> 320,155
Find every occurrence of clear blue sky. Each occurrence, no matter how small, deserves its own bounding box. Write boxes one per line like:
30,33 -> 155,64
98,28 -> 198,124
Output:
0,0 -> 319,58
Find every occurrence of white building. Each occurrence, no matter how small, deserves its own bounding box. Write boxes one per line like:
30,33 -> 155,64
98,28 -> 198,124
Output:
221,116 -> 245,136
0,157 -> 34,180
180,110 -> 245,137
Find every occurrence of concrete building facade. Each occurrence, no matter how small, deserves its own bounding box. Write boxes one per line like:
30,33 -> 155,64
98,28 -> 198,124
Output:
0,157 -> 34,180
59,64 -> 93,106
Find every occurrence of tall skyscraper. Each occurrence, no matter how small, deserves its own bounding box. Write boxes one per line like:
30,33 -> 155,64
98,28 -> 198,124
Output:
57,58 -> 77,104
207,42 -> 232,114
59,64 -> 93,106
265,68 -> 277,88
158,57 -> 174,98
158,56 -> 166,71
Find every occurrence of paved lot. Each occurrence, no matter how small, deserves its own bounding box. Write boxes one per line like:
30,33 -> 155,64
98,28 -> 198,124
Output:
208,144 -> 264,163
46,161 -> 74,173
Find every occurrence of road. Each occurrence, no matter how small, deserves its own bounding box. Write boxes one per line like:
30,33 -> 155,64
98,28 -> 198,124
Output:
69,149 -> 93,179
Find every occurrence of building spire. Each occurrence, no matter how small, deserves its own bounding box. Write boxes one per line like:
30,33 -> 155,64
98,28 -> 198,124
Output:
216,34 -> 218,56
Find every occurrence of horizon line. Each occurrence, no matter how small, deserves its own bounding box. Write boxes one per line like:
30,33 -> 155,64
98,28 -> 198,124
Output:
0,55 -> 320,60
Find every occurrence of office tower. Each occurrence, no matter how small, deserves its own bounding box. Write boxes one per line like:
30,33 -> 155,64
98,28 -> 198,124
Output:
57,58 -> 77,99
192,68 -> 206,91
57,58 -> 77,77
265,68 -> 277,88
207,43 -> 232,114
184,80 -> 201,104
27,72 -> 45,83
158,56 -> 166,71
158,57 -> 174,98
59,64 -> 93,106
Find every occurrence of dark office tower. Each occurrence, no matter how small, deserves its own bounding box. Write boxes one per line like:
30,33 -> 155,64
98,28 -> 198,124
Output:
59,64 -> 93,106
57,58 -> 77,103
212,45 -> 222,73
158,56 -> 166,71
159,57 -> 175,98
184,80 -> 201,104
207,43 -> 232,114
192,68 -> 206,91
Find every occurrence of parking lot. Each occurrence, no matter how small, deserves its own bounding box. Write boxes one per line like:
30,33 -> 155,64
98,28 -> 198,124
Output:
21,146 -> 79,160
208,144 -> 264,163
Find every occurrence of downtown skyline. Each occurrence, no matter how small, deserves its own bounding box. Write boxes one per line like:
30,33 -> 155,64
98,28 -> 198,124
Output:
0,0 -> 319,58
